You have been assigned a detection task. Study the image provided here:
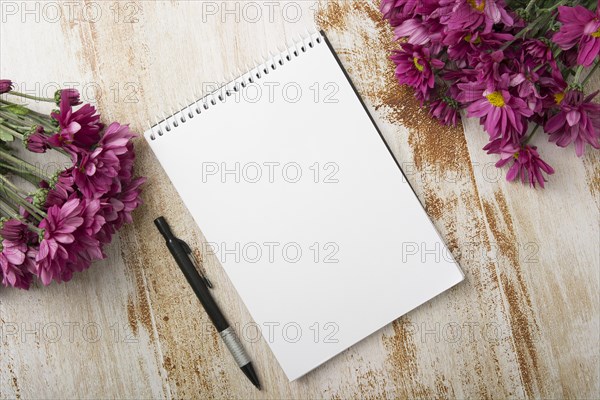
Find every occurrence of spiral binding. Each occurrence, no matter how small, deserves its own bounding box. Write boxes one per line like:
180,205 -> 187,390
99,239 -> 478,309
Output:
148,30 -> 323,140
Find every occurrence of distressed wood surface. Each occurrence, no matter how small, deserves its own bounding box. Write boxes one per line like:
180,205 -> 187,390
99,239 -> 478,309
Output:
1,1 -> 598,398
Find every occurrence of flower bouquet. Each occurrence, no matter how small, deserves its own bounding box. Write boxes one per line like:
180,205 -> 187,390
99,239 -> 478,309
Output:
381,0 -> 600,187
0,80 -> 145,289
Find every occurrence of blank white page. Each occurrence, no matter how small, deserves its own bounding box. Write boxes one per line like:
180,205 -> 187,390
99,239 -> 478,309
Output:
145,31 -> 463,381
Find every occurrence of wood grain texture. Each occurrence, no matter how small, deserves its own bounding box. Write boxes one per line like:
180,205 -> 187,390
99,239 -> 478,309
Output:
0,1 -> 598,398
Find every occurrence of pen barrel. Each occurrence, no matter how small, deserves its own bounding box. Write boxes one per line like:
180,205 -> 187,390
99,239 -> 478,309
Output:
219,327 -> 251,367
165,239 -> 229,331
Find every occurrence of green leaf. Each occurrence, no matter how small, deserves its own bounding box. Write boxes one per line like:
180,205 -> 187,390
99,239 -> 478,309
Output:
0,126 -> 15,142
5,105 -> 30,116
0,131 -> 14,142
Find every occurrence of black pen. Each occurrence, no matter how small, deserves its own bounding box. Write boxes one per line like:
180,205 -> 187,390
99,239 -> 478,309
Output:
154,216 -> 261,390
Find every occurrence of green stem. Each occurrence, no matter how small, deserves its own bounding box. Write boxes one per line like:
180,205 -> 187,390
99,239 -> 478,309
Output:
0,109 -> 29,126
0,124 -> 25,141
0,162 -> 41,185
0,150 -> 50,181
524,0 -> 536,14
540,1 -> 566,12
523,125 -> 540,145
26,107 -> 55,121
0,99 -> 52,122
21,113 -> 54,132
531,7 -> 559,32
0,105 -> 55,133
28,114 -> 56,132
0,183 -> 44,222
0,198 -> 43,234
533,63 -> 547,73
2,121 -> 28,133
0,174 -> 29,196
499,10 -> 550,51
552,48 -> 563,60
574,65 -> 585,83
0,205 -> 12,219
8,91 -> 54,103
582,61 -> 600,86
0,198 -> 19,219
2,121 -> 27,131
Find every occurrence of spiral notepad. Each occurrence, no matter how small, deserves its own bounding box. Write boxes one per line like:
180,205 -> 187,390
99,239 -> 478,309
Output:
144,31 -> 463,381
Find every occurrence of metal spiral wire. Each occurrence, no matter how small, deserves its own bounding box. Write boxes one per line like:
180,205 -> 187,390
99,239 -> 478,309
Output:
148,30 -> 323,140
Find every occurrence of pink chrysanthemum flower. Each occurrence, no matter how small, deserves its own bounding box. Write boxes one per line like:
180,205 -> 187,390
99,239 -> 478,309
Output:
429,97 -> 461,126
394,5 -> 445,46
43,169 -> 76,208
523,39 -> 554,62
66,199 -> 106,274
459,75 -> 533,143
380,0 -> 421,27
24,125 -> 50,153
391,44 -> 444,100
100,122 -> 137,158
36,198 -> 84,285
505,146 -> 554,188
441,0 -> 513,33
56,88 -> 81,106
484,137 -> 520,163
0,250 -> 33,289
0,220 -> 36,289
544,89 -> 600,156
111,176 -> 146,229
71,122 -> 136,199
73,146 -> 120,199
50,96 -> 103,151
508,53 -> 545,115
553,5 -> 600,67
0,79 -> 13,94
485,139 -> 554,188
469,49 -> 506,88
444,30 -> 513,62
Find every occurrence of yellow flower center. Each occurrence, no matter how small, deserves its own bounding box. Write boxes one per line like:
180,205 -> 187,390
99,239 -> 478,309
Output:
467,0 -> 485,12
554,92 -> 565,105
592,27 -> 600,38
513,152 -> 519,159
413,57 -> 424,72
464,34 -> 482,44
486,91 -> 505,107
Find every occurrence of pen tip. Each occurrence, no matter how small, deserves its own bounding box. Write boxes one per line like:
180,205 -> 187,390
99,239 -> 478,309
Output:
241,363 -> 261,390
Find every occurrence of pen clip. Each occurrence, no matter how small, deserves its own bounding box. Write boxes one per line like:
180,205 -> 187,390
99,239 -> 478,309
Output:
178,239 -> 214,289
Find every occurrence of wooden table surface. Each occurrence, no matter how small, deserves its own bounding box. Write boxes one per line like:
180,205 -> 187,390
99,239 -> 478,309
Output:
1,1 -> 598,398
